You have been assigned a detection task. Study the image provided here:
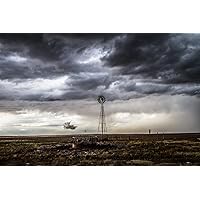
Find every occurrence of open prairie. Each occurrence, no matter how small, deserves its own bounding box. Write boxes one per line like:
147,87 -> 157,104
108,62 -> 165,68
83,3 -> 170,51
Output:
0,133 -> 200,166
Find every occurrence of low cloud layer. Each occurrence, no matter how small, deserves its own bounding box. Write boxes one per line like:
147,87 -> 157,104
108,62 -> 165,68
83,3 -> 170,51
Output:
0,95 -> 199,134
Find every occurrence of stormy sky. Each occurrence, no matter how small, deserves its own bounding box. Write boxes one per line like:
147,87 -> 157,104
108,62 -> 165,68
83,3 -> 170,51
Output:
0,33 -> 199,135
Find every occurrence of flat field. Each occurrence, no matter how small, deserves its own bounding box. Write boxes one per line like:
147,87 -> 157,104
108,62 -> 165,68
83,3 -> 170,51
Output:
0,133 -> 200,166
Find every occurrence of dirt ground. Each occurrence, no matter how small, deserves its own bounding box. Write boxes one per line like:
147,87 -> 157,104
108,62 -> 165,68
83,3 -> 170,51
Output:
0,133 -> 200,166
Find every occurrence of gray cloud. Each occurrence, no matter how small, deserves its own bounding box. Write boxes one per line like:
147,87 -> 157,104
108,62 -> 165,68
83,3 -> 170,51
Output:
0,33 -> 200,102
103,34 -> 200,85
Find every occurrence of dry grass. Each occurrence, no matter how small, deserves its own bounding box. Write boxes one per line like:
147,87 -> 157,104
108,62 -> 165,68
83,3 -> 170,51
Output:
0,134 -> 200,165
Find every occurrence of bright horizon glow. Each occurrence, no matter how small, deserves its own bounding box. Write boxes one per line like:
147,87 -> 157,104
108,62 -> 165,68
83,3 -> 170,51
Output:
0,95 -> 199,135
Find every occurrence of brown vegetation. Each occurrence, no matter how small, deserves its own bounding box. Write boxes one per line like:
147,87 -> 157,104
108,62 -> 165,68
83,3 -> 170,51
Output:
0,133 -> 200,166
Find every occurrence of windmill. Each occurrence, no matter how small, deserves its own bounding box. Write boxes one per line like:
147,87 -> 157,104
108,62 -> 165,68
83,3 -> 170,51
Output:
97,95 -> 107,140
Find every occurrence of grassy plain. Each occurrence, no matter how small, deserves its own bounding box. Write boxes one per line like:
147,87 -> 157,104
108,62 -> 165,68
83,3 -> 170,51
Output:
0,133 -> 200,166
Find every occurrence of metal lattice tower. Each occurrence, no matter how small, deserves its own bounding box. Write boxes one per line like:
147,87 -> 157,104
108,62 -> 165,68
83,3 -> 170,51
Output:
97,95 -> 107,139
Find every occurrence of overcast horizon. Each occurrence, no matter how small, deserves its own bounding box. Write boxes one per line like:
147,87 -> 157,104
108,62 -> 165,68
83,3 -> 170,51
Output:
0,33 -> 200,135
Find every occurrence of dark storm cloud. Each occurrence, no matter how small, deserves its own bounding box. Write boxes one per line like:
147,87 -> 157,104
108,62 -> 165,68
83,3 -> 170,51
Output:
0,33 -> 117,62
103,34 -> 200,84
0,34 -> 59,62
103,34 -> 170,67
0,33 -> 117,80
0,33 -> 200,101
